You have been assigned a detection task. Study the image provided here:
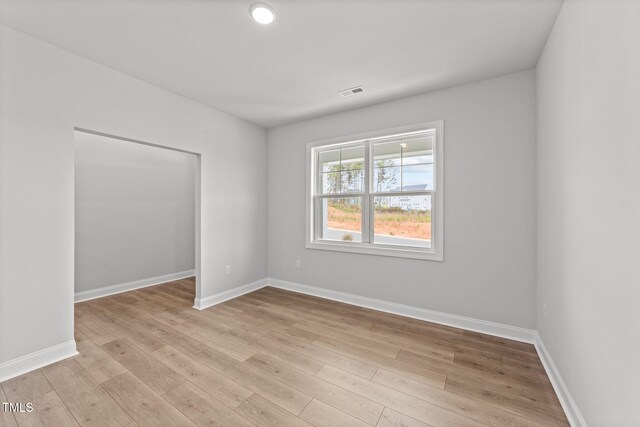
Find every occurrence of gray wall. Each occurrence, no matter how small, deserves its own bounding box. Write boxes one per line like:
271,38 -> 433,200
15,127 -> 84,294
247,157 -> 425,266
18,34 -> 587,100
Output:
536,0 -> 640,424
267,70 -> 537,329
74,132 -> 195,293
0,25 -> 267,365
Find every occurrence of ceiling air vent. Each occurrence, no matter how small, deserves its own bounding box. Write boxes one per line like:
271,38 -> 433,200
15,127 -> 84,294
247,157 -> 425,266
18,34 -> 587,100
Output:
338,86 -> 364,98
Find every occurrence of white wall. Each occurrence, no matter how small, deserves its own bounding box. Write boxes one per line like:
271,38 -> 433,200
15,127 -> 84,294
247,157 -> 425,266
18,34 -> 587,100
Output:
0,25 -> 267,366
74,132 -> 195,293
267,70 -> 537,329
536,0 -> 640,424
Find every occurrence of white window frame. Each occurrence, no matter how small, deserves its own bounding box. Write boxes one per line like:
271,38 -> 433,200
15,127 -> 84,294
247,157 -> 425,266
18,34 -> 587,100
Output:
306,121 -> 444,261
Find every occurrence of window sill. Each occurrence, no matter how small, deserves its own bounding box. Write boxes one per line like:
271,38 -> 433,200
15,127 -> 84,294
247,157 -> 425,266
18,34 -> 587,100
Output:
306,240 -> 443,261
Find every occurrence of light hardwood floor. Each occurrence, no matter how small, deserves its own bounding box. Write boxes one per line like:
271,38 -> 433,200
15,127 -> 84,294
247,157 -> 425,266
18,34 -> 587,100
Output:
1,278 -> 569,426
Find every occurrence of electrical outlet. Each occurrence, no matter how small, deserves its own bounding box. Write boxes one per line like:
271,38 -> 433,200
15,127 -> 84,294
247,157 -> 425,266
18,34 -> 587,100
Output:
295,259 -> 301,269
224,265 -> 231,275
543,303 -> 548,318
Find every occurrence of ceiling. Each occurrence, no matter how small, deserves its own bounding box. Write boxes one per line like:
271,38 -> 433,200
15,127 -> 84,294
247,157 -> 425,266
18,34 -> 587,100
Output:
0,0 -> 562,128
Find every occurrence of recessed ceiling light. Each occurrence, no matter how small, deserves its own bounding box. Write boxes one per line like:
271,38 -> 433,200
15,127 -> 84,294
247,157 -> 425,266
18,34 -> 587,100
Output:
250,3 -> 276,25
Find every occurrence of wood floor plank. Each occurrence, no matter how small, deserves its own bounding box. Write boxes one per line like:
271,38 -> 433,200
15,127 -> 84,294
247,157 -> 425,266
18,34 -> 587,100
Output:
89,304 -> 166,353
141,288 -> 185,308
351,307 -> 411,331
138,318 -> 313,416
109,293 -> 141,305
290,300 -> 395,334
217,307 -> 321,343
247,353 -> 384,425
363,325 -> 456,363
372,369 -> 544,427
188,346 -> 312,416
207,303 -> 243,317
222,328 -> 325,375
101,372 -> 194,427
136,317 -> 211,356
370,324 -> 463,353
252,293 -> 376,334
152,310 -> 189,327
163,382 -> 253,427
462,330 -> 536,354
121,292 -> 167,310
2,370 -> 53,402
125,292 -> 174,312
447,356 -> 549,392
376,407 -> 433,427
223,299 -> 258,312
314,304 -> 408,334
396,349 -> 555,397
164,305 -> 238,333
316,365 -> 483,427
74,334 -> 128,383
234,394 -> 312,427
313,336 -> 447,389
454,349 -> 503,369
42,359 -> 132,426
381,324 -> 509,358
169,321 -> 255,362
74,313 -> 120,346
91,299 -> 152,321
153,284 -> 194,302
150,345 -> 253,409
402,320 -> 464,338
235,322 -> 378,379
233,309 -> 296,329
444,375 -> 568,426
278,326 -> 321,344
295,320 -> 401,359
299,399 -> 370,427
190,307 -> 248,331
500,354 -> 546,375
102,338 -> 185,395
0,384 -> 18,427
12,390 -> 80,427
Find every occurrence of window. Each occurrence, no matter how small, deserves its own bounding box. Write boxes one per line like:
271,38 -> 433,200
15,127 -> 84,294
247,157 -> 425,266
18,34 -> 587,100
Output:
306,121 -> 443,260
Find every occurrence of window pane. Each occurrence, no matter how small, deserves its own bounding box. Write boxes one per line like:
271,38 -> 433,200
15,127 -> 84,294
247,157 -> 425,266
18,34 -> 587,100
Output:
319,149 -> 340,173
401,135 -> 433,165
373,166 -> 400,192
341,169 -> 364,193
373,140 -> 402,167
340,146 -> 364,171
319,197 -> 362,242
373,195 -> 431,248
340,145 -> 365,193
402,164 -> 433,191
321,172 -> 341,194
318,145 -> 364,194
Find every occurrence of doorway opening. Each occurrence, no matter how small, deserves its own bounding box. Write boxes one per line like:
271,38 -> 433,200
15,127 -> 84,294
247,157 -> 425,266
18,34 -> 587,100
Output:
73,128 -> 201,309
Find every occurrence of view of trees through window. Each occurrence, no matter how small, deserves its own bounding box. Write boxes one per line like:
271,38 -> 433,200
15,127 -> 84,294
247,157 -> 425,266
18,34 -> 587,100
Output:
318,134 -> 433,247
323,159 -> 397,194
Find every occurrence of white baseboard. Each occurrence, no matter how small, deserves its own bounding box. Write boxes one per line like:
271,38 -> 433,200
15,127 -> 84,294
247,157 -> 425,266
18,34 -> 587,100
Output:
193,278 -> 268,310
266,278 -> 537,343
74,270 -> 196,302
0,340 -> 78,383
534,333 -> 587,427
